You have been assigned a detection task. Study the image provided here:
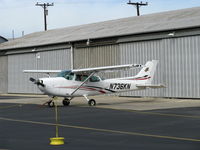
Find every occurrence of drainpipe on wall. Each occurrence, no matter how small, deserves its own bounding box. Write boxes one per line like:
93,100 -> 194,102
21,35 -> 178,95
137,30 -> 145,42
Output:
70,43 -> 74,70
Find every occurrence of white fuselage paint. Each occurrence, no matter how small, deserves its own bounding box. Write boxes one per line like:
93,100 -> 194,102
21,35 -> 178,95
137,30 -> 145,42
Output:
38,77 -> 144,97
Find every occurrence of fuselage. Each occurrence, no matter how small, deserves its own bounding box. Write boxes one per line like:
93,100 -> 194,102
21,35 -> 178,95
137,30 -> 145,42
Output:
38,77 -> 142,97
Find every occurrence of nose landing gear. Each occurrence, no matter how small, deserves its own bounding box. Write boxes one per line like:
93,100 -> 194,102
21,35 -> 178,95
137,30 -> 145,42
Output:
47,100 -> 55,107
62,98 -> 70,106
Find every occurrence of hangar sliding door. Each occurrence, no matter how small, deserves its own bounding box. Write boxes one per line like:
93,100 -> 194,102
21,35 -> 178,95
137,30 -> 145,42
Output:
8,49 -> 71,93
119,35 -> 200,98
74,44 -> 121,79
162,36 -> 200,98
119,40 -> 165,97
0,56 -> 8,93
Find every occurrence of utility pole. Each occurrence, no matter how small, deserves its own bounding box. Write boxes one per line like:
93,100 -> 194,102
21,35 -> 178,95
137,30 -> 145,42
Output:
12,30 -> 15,40
35,2 -> 54,31
127,1 -> 148,16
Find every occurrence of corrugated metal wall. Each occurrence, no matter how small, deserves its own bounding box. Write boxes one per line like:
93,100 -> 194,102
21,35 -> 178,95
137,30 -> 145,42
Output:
0,56 -> 8,93
6,35 -> 200,98
119,35 -> 200,98
74,45 -> 121,79
8,49 -> 71,93
119,39 -> 165,97
163,36 -> 200,98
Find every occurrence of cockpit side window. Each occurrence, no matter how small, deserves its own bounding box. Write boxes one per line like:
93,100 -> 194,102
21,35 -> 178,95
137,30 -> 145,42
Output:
58,71 -> 101,82
90,76 -> 101,82
75,74 -> 88,82
75,74 -> 101,82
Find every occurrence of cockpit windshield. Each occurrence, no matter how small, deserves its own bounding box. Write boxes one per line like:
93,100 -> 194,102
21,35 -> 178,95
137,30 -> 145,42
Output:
57,70 -> 71,78
57,70 -> 75,80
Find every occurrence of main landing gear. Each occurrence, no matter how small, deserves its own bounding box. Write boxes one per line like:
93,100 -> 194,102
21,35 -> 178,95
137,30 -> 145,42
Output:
83,95 -> 96,106
62,98 -> 70,106
45,96 -> 96,107
45,97 -> 71,107
88,99 -> 96,106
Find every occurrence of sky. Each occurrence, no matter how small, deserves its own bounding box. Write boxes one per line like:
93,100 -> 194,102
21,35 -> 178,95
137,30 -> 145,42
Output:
0,0 -> 200,39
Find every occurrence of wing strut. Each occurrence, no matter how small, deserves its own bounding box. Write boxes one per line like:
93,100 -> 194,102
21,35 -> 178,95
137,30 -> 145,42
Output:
70,72 -> 96,96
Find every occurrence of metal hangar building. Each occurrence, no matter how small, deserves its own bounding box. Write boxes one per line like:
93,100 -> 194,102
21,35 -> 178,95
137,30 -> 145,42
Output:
0,7 -> 200,98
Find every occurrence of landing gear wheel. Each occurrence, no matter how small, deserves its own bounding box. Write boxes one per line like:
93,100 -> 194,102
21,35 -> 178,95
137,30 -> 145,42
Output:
62,98 -> 70,106
88,99 -> 96,106
48,100 -> 55,107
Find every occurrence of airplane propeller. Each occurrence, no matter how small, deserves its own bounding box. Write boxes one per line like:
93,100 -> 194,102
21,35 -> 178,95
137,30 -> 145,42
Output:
29,77 -> 45,87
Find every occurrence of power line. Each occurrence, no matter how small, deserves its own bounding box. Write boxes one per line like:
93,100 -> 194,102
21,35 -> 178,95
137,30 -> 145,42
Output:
35,2 -> 54,31
127,1 -> 148,16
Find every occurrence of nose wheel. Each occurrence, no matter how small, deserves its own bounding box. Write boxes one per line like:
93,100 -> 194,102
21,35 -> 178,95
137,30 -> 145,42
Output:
48,100 -> 55,107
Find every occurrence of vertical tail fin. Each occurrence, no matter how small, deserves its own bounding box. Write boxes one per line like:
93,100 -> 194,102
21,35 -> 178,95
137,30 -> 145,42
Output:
132,60 -> 158,84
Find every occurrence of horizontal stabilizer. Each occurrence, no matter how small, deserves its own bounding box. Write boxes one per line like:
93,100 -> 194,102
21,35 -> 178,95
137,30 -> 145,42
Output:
136,84 -> 166,89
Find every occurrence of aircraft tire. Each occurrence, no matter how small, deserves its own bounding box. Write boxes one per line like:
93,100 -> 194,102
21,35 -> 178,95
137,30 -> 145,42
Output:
88,99 -> 96,106
63,99 -> 70,106
48,101 -> 55,107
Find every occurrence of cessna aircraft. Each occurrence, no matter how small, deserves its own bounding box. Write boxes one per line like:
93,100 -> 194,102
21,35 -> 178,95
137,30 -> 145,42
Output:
23,60 -> 165,107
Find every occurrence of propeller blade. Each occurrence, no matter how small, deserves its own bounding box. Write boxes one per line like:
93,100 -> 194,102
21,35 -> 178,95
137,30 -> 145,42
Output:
30,77 -> 36,83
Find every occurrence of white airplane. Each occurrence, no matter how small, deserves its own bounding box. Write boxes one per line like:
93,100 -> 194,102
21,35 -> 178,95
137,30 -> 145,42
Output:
23,60 -> 165,107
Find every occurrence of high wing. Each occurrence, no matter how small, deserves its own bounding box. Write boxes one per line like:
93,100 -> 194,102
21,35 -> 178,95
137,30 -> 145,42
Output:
72,64 -> 142,74
23,64 -> 142,74
23,70 -> 61,73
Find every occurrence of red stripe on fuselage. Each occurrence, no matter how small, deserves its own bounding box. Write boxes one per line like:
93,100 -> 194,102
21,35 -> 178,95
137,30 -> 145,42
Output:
126,76 -> 151,80
56,86 -> 106,94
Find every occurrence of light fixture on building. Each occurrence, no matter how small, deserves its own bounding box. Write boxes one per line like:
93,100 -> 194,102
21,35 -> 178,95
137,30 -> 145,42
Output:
168,32 -> 175,36
32,48 -> 36,52
86,39 -> 90,46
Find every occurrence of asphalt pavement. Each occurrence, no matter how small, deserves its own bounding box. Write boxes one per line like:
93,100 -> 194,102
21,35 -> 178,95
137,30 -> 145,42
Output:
0,102 -> 200,150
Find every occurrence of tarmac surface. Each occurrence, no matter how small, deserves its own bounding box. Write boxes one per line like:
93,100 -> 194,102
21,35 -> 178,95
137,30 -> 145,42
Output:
0,95 -> 200,150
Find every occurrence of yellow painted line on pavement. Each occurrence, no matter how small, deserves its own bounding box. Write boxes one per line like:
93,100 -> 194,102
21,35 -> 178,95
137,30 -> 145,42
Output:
0,117 -> 200,142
